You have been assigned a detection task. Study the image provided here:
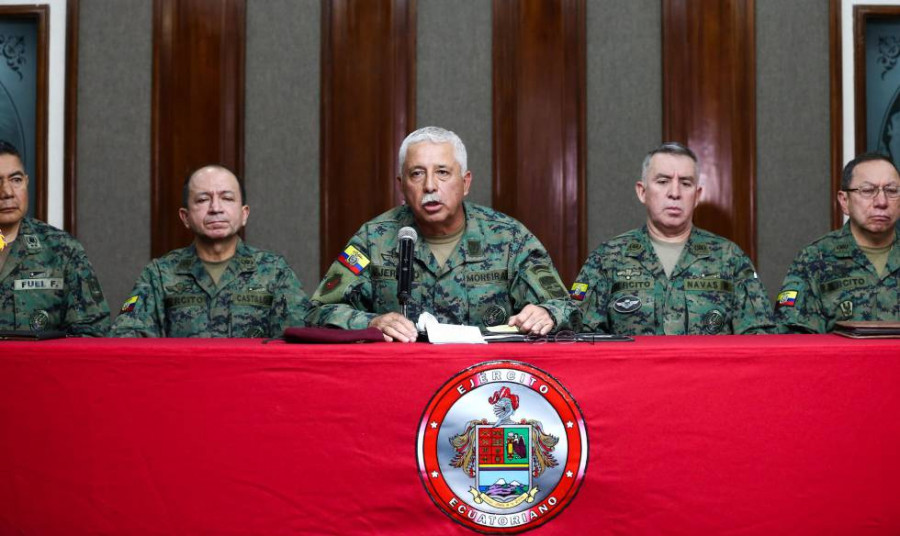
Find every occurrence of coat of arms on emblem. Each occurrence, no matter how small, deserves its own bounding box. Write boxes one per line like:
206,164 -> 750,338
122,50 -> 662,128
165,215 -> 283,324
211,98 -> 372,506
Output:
417,361 -> 587,534
447,386 -> 559,509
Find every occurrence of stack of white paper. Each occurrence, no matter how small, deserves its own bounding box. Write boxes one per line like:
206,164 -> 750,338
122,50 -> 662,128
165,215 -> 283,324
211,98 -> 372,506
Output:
416,312 -> 487,344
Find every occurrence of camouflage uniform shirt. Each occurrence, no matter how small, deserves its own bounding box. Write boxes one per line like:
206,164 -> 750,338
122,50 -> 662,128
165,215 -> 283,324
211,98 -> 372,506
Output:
308,202 -> 578,330
572,226 -> 775,335
110,241 -> 310,337
775,223 -> 900,333
0,217 -> 110,336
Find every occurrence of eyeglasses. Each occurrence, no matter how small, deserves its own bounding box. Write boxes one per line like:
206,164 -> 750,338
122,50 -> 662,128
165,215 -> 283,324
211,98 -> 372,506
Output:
525,330 -> 579,344
842,185 -> 900,199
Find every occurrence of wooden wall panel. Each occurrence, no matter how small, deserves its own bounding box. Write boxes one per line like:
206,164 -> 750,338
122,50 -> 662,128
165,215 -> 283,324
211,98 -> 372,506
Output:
663,0 -> 757,262
492,0 -> 586,285
65,0 -> 79,234
830,0 -> 843,229
320,0 -> 416,275
151,0 -> 246,258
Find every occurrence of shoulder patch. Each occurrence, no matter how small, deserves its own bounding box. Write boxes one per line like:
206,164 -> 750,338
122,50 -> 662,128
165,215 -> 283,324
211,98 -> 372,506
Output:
776,290 -> 797,308
527,265 -> 568,299
121,295 -> 139,313
88,276 -> 104,301
570,282 -> 588,301
338,245 -> 370,275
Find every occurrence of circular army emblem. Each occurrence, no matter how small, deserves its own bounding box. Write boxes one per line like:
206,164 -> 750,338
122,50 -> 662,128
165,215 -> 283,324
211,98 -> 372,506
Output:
347,254 -> 359,266
483,305 -> 507,327
417,361 -> 588,534
702,309 -> 725,334
30,310 -> 50,331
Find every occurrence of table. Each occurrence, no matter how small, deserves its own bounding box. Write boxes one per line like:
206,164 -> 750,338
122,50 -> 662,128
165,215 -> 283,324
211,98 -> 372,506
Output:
1,335 -> 899,534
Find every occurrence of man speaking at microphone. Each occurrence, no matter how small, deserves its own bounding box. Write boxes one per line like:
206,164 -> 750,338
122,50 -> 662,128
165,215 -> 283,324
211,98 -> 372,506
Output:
308,126 -> 578,342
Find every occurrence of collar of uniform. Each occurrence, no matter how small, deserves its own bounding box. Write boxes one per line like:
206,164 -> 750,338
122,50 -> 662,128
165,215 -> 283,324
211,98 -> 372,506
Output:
175,240 -> 253,296
403,202 -> 484,276
393,206 -> 439,272
231,240 -> 257,274
17,218 -> 42,255
885,227 -> 900,276
624,226 -> 665,278
0,218 -> 36,283
832,223 -> 859,259
840,221 -> 900,276
460,203 -> 486,262
667,227 -> 711,278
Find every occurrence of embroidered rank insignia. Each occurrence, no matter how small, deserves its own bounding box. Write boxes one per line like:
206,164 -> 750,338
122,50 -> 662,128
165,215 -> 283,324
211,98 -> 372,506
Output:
338,245 -> 370,275
776,290 -> 797,308
121,295 -> 139,313
569,282 -> 588,301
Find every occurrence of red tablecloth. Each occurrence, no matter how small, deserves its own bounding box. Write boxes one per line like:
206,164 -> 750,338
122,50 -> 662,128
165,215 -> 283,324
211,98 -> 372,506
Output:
1,335 -> 899,534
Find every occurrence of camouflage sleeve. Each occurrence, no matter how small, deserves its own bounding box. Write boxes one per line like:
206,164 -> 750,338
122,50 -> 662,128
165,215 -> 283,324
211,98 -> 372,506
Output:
109,262 -> 166,337
507,232 -> 580,332
267,258 -> 312,336
62,243 -> 111,337
305,234 -> 378,330
729,247 -> 777,335
572,250 -> 610,334
773,248 -> 823,334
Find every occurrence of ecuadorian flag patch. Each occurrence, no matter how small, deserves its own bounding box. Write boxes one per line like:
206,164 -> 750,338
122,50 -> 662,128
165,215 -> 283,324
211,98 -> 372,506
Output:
570,282 -> 588,301
777,290 -> 798,308
338,245 -> 370,275
121,295 -> 139,313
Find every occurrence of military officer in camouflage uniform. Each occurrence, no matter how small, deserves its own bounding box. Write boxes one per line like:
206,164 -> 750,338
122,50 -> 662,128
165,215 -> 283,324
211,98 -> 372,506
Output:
572,142 -> 775,335
0,140 -> 110,335
111,165 -> 310,337
776,153 -> 900,333
308,126 -> 577,342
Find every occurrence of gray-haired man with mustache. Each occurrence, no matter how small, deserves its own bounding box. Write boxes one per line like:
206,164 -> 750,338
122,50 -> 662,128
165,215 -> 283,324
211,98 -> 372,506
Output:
308,126 -> 578,341
111,165 -> 311,337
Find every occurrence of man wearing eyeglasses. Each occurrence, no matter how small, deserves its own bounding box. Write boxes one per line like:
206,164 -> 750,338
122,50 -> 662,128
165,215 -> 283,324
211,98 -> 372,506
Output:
571,142 -> 775,335
775,153 -> 900,333
0,140 -> 110,335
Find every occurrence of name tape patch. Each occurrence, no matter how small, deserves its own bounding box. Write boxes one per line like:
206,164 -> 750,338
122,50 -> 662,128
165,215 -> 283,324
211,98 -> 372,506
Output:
14,278 -> 63,291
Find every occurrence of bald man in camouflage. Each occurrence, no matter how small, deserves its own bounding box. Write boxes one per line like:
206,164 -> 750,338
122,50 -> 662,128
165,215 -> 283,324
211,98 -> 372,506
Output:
111,165 -> 310,337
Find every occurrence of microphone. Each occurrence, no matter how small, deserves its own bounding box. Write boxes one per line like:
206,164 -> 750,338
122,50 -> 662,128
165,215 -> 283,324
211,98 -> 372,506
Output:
397,226 -> 417,317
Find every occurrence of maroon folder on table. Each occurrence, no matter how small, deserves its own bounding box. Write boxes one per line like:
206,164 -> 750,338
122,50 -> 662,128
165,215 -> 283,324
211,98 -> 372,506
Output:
282,326 -> 384,344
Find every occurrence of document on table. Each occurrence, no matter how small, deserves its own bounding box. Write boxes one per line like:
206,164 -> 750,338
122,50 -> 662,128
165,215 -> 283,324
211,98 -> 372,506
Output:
416,312 -> 487,344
